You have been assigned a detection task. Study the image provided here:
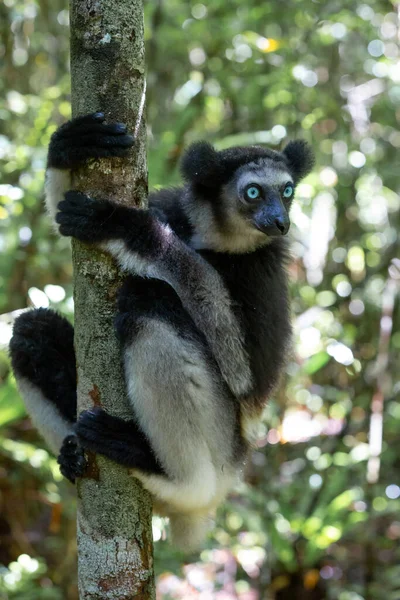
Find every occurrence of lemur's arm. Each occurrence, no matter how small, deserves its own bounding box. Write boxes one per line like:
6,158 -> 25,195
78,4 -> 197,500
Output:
44,112 -> 134,219
56,193 -> 252,398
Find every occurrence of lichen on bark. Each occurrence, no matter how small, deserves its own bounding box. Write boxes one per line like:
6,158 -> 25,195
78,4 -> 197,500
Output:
69,1 -> 154,598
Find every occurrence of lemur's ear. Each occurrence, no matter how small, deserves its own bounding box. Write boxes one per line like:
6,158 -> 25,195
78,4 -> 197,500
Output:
180,141 -> 220,187
282,140 -> 315,182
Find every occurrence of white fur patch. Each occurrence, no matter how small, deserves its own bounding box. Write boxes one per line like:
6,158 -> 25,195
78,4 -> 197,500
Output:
104,240 -> 150,276
237,163 -> 293,189
190,211 -> 267,253
16,377 -> 73,454
123,319 -> 238,514
241,411 -> 263,446
133,466 -> 217,513
44,168 -> 71,227
105,223 -> 174,277
168,512 -> 213,552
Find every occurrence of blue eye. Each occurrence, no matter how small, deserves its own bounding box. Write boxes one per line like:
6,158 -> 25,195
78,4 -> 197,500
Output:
245,185 -> 261,200
283,184 -> 294,199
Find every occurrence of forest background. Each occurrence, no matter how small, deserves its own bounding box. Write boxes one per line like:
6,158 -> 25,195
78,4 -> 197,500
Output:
0,1 -> 399,598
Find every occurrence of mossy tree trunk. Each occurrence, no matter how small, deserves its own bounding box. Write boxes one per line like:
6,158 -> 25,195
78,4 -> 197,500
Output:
69,1 -> 154,598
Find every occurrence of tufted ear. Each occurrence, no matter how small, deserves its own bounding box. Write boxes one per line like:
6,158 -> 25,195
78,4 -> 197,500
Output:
282,140 -> 315,182
180,141 -> 221,187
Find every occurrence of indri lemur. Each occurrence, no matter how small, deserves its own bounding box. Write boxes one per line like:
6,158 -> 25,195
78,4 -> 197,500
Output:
10,113 -> 314,550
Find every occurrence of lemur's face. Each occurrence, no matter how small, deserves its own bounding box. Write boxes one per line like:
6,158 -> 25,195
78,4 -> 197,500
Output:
222,158 -> 294,239
181,139 -> 314,252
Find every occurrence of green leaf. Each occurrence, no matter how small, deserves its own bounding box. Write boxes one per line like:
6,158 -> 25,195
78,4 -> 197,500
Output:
303,351 -> 330,375
0,379 -> 26,428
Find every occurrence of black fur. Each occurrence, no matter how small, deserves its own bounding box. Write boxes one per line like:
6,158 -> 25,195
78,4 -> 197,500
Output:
58,434 -> 87,483
56,192 -> 167,258
76,407 -> 166,474
47,112 -> 135,170
180,141 -> 221,186
282,140 -> 315,183
149,188 -> 194,244
181,140 -> 313,188
200,240 -> 292,401
56,191 -> 134,242
115,275 -> 211,350
9,309 -> 77,422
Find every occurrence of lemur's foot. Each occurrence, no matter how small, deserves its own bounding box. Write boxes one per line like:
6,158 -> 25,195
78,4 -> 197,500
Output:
48,112 -> 135,170
76,407 -> 165,475
57,434 -> 87,483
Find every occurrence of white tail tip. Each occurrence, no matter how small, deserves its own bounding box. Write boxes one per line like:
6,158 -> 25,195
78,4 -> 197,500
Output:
169,513 -> 213,553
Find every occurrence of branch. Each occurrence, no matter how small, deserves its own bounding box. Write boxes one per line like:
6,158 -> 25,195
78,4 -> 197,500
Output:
69,1 -> 155,597
366,258 -> 400,484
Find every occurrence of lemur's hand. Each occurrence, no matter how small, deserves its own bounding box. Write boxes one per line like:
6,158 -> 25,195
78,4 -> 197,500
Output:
56,190 -> 162,254
56,191 -> 130,242
48,112 -> 135,170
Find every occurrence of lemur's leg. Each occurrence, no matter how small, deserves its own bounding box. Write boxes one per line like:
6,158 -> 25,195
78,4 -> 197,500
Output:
76,276 -> 240,513
75,280 -> 166,474
9,309 -> 86,482
74,408 -> 165,475
56,195 -> 253,399
45,112 -> 134,221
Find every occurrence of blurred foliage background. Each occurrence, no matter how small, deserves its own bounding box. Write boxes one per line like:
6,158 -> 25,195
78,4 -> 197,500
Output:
0,0 -> 399,598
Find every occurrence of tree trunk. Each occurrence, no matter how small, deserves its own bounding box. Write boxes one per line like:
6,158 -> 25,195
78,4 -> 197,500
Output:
69,1 -> 154,598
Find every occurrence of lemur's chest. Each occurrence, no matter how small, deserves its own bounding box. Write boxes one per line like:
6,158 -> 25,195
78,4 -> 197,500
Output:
200,245 -> 292,399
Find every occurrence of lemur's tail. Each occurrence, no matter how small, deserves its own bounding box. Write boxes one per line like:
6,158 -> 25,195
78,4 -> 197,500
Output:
169,512 -> 213,553
9,308 -> 76,454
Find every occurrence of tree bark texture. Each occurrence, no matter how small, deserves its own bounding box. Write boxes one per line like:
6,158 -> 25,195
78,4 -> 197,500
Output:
69,1 -> 154,598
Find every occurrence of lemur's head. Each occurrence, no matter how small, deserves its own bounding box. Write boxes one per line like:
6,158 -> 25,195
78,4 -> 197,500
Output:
181,140 -> 314,253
